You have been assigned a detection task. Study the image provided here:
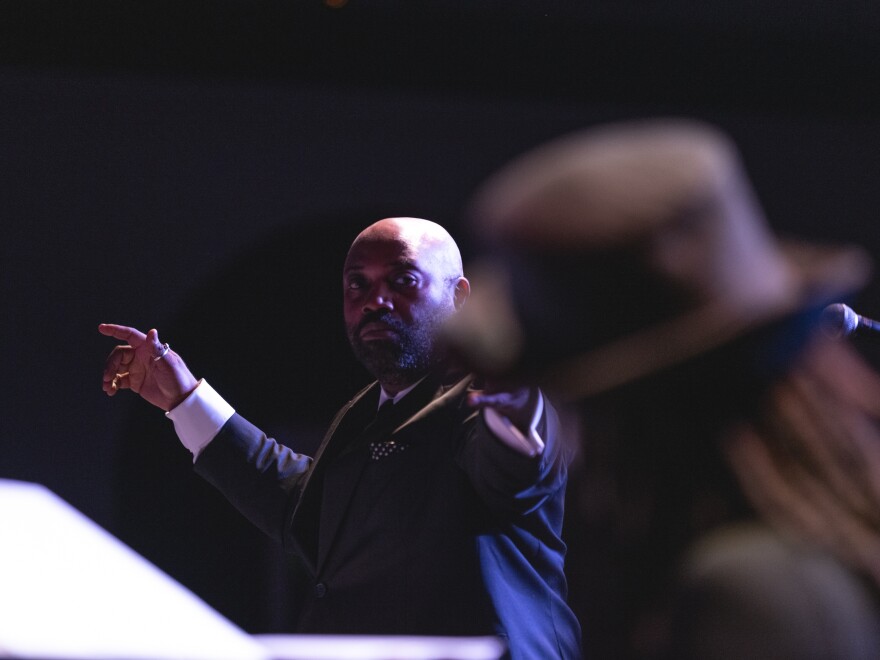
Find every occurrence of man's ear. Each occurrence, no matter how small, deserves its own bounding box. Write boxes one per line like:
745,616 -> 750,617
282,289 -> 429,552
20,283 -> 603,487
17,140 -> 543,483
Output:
453,277 -> 471,311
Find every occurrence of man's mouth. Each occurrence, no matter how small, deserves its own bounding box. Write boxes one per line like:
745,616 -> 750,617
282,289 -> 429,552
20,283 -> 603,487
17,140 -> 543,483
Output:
358,320 -> 399,341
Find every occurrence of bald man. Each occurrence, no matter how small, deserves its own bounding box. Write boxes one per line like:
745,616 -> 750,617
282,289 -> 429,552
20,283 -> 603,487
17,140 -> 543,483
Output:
100,218 -> 581,659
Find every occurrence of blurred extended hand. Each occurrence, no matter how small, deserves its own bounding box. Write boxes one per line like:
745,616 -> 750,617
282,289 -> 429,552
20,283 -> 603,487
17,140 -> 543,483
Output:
468,385 -> 539,436
99,323 -> 199,411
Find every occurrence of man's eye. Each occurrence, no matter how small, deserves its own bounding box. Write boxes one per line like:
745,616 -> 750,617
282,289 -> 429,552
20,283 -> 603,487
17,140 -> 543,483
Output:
347,278 -> 365,290
394,274 -> 418,287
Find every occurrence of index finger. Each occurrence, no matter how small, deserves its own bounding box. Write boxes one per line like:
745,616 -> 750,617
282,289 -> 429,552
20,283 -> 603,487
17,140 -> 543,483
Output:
98,323 -> 148,346
468,387 -> 532,409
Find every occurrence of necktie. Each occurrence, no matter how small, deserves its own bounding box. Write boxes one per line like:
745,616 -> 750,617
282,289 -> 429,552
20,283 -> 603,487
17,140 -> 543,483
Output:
368,399 -> 407,461
375,398 -> 396,422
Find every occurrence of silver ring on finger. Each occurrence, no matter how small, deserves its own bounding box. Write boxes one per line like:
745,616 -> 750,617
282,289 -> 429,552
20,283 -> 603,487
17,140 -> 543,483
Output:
153,342 -> 170,362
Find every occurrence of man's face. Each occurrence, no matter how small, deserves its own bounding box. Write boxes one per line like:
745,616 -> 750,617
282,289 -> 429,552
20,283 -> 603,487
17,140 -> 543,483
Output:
343,233 -> 458,386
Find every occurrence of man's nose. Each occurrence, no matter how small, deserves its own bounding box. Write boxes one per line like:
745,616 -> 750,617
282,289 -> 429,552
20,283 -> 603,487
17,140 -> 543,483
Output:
363,285 -> 394,313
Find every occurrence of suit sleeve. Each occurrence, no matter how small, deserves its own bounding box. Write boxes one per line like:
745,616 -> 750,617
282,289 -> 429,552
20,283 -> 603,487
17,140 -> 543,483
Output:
193,413 -> 312,544
457,391 -> 573,518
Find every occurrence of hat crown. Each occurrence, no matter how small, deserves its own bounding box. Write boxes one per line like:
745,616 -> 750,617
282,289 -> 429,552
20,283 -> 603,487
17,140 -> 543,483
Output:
473,120 -> 796,321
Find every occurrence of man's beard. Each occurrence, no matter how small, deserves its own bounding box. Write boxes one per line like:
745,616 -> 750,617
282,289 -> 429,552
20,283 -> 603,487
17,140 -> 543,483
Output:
348,306 -> 452,385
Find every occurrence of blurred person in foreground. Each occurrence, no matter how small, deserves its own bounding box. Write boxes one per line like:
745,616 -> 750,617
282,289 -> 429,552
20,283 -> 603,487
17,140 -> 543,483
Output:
99,216 -> 581,659
444,119 -> 880,659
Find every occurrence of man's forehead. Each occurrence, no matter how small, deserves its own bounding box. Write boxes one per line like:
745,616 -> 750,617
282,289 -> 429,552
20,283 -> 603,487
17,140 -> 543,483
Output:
343,255 -> 421,273
343,239 -> 420,271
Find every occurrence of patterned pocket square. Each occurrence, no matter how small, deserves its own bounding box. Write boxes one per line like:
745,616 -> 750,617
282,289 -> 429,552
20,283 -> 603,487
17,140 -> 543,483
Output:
369,440 -> 407,461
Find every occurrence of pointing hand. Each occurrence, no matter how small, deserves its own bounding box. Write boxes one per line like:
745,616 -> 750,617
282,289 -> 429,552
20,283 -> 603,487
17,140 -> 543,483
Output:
99,323 -> 199,411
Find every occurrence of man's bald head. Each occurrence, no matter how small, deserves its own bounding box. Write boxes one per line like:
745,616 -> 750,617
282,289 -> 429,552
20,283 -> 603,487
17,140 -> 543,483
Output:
342,217 -> 469,393
347,217 -> 464,284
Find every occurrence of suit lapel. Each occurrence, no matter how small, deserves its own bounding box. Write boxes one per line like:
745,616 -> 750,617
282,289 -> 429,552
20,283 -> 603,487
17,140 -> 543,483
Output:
288,383 -> 377,572
314,372 -> 455,572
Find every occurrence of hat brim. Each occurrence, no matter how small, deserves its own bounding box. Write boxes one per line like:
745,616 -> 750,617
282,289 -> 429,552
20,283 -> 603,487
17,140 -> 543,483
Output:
445,241 -> 872,402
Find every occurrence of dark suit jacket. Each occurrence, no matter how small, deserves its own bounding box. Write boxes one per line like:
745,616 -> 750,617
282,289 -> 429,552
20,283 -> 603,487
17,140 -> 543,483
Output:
194,368 -> 582,659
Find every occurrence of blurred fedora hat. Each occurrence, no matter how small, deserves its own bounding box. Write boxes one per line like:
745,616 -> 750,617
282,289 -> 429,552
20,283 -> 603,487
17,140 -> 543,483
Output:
444,119 -> 871,400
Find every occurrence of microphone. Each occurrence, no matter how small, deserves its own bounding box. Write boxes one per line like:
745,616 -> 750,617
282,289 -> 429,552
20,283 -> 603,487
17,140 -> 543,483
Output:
820,303 -> 880,339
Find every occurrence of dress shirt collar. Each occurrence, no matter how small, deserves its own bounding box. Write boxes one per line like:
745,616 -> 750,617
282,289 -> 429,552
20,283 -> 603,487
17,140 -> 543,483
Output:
378,375 -> 428,408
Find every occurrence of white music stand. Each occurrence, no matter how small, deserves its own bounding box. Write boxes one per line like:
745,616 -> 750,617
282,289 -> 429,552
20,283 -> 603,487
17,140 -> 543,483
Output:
0,479 -> 269,660
0,479 -> 506,660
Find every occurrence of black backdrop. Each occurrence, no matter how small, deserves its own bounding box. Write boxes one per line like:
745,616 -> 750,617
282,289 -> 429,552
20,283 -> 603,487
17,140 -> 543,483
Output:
3,0 -> 880,648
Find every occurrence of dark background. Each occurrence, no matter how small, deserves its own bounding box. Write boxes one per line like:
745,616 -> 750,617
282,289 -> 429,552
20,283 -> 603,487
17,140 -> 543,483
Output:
3,0 -> 880,648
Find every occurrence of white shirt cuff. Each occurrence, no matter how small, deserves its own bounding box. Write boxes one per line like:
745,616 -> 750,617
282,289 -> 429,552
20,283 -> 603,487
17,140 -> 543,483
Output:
165,380 -> 235,461
482,391 -> 546,458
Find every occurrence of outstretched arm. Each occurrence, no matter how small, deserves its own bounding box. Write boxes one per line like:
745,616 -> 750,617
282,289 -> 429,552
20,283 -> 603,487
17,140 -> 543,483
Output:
468,385 -> 545,457
99,323 -> 199,411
